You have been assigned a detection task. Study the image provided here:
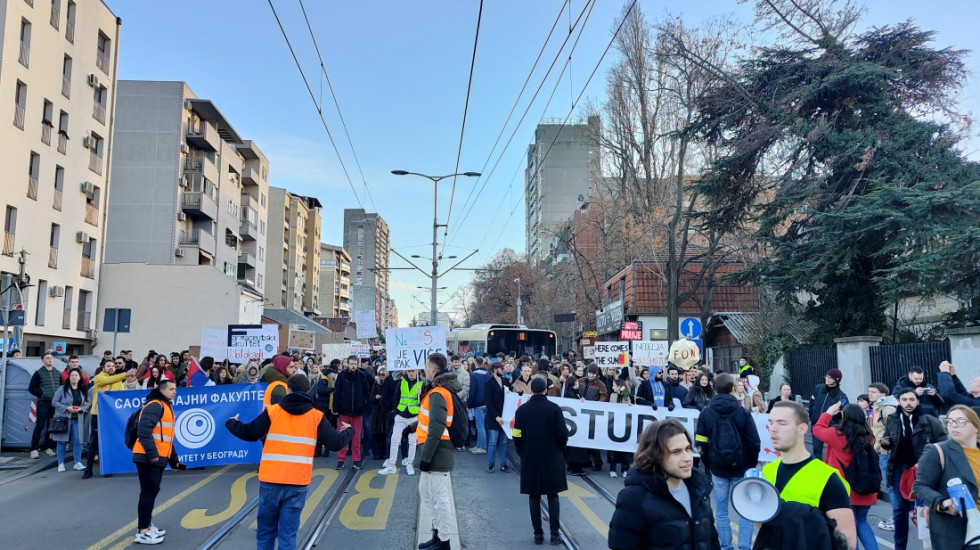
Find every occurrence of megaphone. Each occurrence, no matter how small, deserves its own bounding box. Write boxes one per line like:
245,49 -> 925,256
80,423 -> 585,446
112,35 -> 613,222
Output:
948,477 -> 980,546
731,468 -> 782,523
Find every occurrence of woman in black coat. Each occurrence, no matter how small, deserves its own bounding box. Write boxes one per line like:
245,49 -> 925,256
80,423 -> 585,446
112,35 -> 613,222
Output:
608,419 -> 720,550
682,371 -> 714,411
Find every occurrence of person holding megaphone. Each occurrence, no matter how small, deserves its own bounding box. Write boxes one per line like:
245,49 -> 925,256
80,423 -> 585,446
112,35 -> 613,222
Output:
912,405 -> 980,550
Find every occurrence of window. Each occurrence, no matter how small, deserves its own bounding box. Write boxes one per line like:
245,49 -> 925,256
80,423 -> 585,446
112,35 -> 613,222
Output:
50,223 -> 59,248
35,280 -> 47,326
259,220 -> 266,236
260,193 -> 266,207
224,262 -> 235,278
96,31 -> 110,74
257,274 -> 263,289
224,228 -> 237,248
225,198 -> 239,218
77,290 -> 91,330
65,1 -> 75,43
41,99 -> 53,144
53,165 -> 64,210
28,152 -> 40,199
93,85 -> 107,124
50,0 -> 60,29
62,285 -> 73,329
19,19 -> 31,67
258,246 -> 264,261
61,55 -> 72,98
14,81 -> 27,130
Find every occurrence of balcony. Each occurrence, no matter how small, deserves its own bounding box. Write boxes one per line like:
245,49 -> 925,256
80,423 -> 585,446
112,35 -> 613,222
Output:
96,51 -> 110,74
88,150 -> 103,175
184,154 -> 219,184
3,232 -> 14,255
57,132 -> 67,154
80,258 -> 95,278
27,176 -> 38,200
93,102 -> 106,124
18,41 -> 29,68
242,164 -> 261,186
186,120 -> 218,152
181,191 -> 218,220
238,252 -> 256,267
179,228 -> 216,253
53,188 -> 63,211
84,204 -> 99,226
48,247 -> 58,268
66,20 -> 74,43
76,310 -> 91,331
41,123 -> 52,145
14,104 -> 25,130
239,220 -> 259,241
62,76 -> 71,99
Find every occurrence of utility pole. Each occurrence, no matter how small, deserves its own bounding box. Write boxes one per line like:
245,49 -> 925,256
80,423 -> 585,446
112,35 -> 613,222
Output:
515,277 -> 523,325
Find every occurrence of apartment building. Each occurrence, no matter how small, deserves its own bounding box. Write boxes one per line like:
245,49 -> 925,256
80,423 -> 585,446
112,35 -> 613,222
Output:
318,243 -> 351,319
264,187 -> 322,316
525,116 -> 599,264
0,0 -> 120,356
342,209 -> 395,331
99,81 -> 269,354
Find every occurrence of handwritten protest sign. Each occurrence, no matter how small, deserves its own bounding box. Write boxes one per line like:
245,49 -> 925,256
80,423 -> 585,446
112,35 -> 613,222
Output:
594,341 -> 630,367
385,326 -> 446,372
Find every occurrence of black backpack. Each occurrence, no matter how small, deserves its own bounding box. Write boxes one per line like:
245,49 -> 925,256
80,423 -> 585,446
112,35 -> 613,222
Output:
841,440 -> 882,495
447,393 -> 469,448
710,413 -> 746,470
124,408 -> 142,450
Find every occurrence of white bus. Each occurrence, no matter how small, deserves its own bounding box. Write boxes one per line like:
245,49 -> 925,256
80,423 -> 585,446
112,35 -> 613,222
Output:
448,324 -> 557,358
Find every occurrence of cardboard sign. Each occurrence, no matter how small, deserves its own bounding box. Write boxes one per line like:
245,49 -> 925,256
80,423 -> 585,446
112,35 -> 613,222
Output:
631,340 -> 669,367
354,310 -> 377,340
321,343 -> 353,364
594,341 -> 630,367
287,330 -> 315,351
385,326 -> 446,372
201,328 -> 262,362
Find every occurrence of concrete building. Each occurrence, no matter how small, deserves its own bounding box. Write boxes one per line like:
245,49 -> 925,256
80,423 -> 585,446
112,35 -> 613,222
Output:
0,0 -> 120,356
525,116 -> 599,264
318,243 -> 351,319
343,209 -> 395,331
264,188 -> 322,316
100,81 -> 269,353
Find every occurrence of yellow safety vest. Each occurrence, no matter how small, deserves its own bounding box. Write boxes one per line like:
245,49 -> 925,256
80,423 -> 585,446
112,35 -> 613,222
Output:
397,379 -> 422,416
762,457 -> 851,508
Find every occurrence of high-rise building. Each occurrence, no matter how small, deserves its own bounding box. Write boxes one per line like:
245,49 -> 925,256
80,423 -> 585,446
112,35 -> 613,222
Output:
265,188 -> 322,315
524,116 -> 599,264
318,243 -> 351,319
342,209 -> 393,330
0,0 -> 120,356
100,81 -> 269,354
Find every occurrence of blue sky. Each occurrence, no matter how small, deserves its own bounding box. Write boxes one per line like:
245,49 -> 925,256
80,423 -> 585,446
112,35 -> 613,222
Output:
108,0 -> 980,326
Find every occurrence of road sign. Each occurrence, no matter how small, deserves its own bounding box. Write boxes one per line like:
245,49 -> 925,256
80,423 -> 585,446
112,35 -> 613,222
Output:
681,317 -> 702,339
0,309 -> 25,326
53,342 -> 67,354
103,308 -> 132,333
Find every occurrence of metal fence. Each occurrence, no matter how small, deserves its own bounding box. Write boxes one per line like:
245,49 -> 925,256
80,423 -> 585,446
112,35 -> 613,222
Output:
789,348 -> 838,400
869,340 -> 951,391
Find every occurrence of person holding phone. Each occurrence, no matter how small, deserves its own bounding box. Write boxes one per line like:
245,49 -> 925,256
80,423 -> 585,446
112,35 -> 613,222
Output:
808,368 -> 848,460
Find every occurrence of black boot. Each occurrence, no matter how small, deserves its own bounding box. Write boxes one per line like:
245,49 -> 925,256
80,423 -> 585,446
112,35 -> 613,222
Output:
418,529 -> 439,549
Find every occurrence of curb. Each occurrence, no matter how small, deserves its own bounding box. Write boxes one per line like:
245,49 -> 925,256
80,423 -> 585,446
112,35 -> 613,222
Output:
0,457 -> 58,486
416,472 -> 462,550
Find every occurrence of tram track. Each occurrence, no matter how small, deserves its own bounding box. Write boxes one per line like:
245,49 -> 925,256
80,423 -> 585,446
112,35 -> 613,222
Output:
578,472 -> 618,506
507,450 -> 586,550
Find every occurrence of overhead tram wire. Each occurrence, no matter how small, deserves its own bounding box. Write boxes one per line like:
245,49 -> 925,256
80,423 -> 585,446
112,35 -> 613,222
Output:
265,0 -> 366,211
446,0 -> 570,242
445,0 -> 597,250
482,0 -> 638,258
295,0 -> 377,212
441,0 -> 484,260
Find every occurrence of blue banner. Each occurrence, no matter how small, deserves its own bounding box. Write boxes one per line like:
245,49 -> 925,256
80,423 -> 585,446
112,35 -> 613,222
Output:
97,384 -> 267,474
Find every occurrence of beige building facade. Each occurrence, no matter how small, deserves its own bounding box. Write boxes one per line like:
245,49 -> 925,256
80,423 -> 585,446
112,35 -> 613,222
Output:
264,187 -> 322,316
318,243 -> 351,319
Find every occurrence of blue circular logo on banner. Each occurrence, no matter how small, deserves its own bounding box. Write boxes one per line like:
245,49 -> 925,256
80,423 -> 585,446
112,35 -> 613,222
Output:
175,408 -> 215,449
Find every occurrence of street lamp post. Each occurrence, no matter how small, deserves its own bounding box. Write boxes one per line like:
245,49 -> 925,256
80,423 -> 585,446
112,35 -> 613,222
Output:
514,277 -> 522,325
391,170 -> 480,327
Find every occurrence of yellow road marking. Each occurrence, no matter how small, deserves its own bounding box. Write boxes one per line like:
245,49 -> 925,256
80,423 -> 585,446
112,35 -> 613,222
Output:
340,469 -> 398,530
560,481 -> 609,539
181,471 -> 258,529
85,465 -> 234,550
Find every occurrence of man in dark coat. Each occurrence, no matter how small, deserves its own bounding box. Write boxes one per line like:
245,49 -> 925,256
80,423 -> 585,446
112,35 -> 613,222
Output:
484,360 -> 512,472
808,368 -> 848,460
514,377 -> 568,546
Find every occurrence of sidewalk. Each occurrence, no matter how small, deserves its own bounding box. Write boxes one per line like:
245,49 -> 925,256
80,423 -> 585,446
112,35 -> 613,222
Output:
0,450 -> 57,485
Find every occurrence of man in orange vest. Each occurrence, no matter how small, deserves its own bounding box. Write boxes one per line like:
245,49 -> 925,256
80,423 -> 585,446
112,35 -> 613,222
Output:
132,378 -> 185,545
415,353 -> 462,550
227,374 -> 353,550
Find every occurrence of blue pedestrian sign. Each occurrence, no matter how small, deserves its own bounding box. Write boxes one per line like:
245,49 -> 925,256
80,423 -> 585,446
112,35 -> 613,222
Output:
681,317 -> 702,339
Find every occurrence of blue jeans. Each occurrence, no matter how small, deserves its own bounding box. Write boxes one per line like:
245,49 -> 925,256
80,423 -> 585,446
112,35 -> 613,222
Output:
891,464 -> 912,550
488,429 -> 508,467
878,453 -> 889,490
257,482 -> 307,550
712,475 -> 753,550
56,418 -> 81,465
474,406 -> 487,450
853,505 -> 878,550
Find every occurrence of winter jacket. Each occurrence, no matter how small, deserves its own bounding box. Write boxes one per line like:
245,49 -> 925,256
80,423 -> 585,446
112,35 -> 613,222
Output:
694,394 -> 761,479
575,376 -> 608,402
812,412 -> 877,506
880,407 -> 947,478
60,367 -> 90,386
912,439 -> 980,550
484,374 -> 511,434
511,375 -> 534,396
548,376 -> 577,399
314,374 -> 333,412
892,375 -> 944,417
381,374 -> 399,412
869,395 -> 897,453
767,396 -> 795,413
28,366 -> 62,401
50,385 -> 90,443
333,368 -> 372,416
514,394 -> 568,496
809,383 -> 848,424
937,372 -> 980,408
668,379 -> 688,407
90,371 -> 126,416
414,371 -> 462,472
468,368 -> 491,407
752,501 -> 840,550
608,468 -> 720,550
132,388 -> 179,468
261,364 -> 289,406
453,365 -> 470,404
635,379 -> 653,407
683,386 -> 713,411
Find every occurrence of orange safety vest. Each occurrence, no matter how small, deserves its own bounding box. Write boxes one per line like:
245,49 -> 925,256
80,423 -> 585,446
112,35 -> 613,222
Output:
263,380 -> 287,408
132,400 -> 175,460
259,405 -> 324,485
416,386 -> 454,445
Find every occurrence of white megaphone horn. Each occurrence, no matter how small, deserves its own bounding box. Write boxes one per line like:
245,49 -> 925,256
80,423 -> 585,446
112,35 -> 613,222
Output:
947,477 -> 980,546
731,468 -> 782,523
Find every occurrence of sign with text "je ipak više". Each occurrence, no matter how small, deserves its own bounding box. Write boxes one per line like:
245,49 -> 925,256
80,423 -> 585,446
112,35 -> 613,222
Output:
385,326 -> 446,372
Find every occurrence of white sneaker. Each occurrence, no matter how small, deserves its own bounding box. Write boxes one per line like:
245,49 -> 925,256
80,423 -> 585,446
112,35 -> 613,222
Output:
378,466 -> 397,475
150,525 -> 166,536
73,462 -> 85,471
57,463 -> 66,472
406,465 -> 416,476
402,458 -> 411,467
609,471 -> 618,478
44,449 -> 56,457
30,450 -> 39,459
134,531 -> 163,545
